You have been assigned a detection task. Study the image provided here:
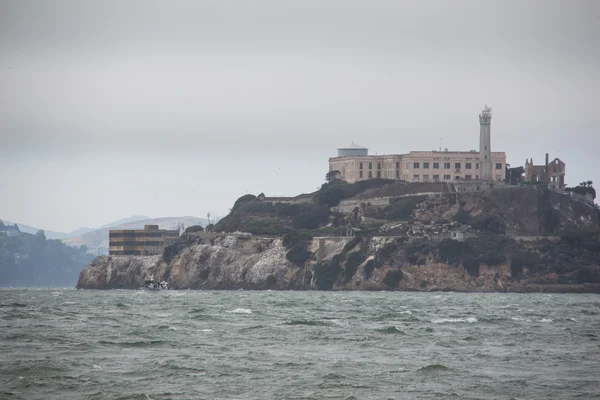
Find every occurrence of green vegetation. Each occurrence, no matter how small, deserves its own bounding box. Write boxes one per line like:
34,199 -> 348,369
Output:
286,240 -> 312,266
184,225 -> 204,233
317,179 -> 393,207
214,198 -> 330,235
565,181 -> 596,200
384,196 -> 427,221
383,270 -> 403,288
0,225 -> 94,287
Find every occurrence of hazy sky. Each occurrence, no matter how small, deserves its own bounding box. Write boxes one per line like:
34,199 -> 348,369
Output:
1,0 -> 599,233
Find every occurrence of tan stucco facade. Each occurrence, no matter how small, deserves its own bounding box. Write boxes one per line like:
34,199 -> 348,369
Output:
329,151 -> 507,183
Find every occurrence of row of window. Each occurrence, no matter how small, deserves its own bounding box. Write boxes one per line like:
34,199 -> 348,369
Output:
359,162 -> 393,170
411,174 -> 504,182
412,174 -> 476,181
412,162 -> 503,170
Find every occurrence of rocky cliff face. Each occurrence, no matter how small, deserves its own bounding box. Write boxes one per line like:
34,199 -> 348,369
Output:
77,186 -> 600,292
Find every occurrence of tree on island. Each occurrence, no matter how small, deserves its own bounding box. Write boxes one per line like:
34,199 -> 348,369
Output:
325,170 -> 342,183
565,181 -> 596,200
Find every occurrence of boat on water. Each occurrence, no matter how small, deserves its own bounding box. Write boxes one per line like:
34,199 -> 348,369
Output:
141,275 -> 169,291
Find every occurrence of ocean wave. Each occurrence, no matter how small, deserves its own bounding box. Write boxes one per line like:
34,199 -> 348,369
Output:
417,364 -> 449,372
539,318 -> 553,323
283,320 -> 326,326
431,317 -> 477,324
227,308 -> 252,314
376,326 -> 406,335
98,340 -> 166,348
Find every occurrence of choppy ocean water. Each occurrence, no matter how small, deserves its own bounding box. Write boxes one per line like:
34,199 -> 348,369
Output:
1,289 -> 599,400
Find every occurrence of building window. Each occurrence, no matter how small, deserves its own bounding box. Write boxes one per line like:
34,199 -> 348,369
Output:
433,174 -> 440,181
377,163 -> 381,170
423,162 -> 430,169
496,163 -> 502,169
444,162 -> 451,169
476,163 -> 479,169
455,176 -> 461,180
413,174 -> 420,181
423,174 -> 430,181
466,163 -> 472,169
496,175 -> 503,181
377,171 -> 381,178
369,162 -> 372,169
443,174 -> 451,180
395,170 -> 399,178
396,162 -> 400,169
465,175 -> 472,180
433,162 -> 439,169
359,170 -> 363,178
359,162 -> 363,170
368,171 -> 373,178
476,175 -> 479,179
455,162 -> 461,169
413,162 -> 420,169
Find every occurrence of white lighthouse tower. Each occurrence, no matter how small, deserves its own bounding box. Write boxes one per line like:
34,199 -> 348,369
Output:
479,106 -> 493,181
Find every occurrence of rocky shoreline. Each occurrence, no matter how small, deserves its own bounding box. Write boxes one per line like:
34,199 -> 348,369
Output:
76,234 -> 600,293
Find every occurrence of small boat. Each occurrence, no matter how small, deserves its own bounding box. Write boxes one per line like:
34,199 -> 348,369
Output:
141,275 -> 169,291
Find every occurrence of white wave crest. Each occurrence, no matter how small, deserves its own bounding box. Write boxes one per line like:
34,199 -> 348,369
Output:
540,318 -> 553,323
399,310 -> 412,315
431,317 -> 477,324
168,326 -> 178,331
228,308 -> 252,314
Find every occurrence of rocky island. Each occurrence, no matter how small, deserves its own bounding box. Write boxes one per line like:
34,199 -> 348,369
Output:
77,180 -> 600,292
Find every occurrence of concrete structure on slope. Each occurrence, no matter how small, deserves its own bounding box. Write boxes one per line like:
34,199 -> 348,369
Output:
109,225 -> 179,256
525,153 -> 566,190
329,106 -> 506,184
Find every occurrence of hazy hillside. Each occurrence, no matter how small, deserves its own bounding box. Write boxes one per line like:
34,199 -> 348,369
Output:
64,216 -> 208,254
1,220 -> 71,240
0,228 -> 94,288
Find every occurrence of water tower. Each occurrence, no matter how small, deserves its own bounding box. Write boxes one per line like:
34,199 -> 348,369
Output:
337,142 -> 368,157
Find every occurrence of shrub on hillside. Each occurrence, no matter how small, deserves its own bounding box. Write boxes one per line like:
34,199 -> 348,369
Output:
438,239 -> 471,265
384,196 -> 427,221
233,194 -> 257,209
291,205 -> 330,230
453,209 -> 471,224
282,230 -> 314,249
468,215 -> 505,234
383,270 -> 403,288
317,179 -> 393,207
286,240 -> 312,266
406,239 -> 433,264
184,225 -> 204,233
243,220 -> 285,236
462,257 -> 480,277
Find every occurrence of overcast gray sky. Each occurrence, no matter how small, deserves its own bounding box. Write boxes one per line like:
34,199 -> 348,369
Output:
1,0 -> 599,233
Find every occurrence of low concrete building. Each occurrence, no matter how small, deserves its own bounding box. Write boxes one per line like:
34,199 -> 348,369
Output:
109,225 -> 179,256
525,153 -> 566,189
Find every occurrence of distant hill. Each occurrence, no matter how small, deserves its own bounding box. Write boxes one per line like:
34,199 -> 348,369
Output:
64,216 -> 208,255
99,215 -> 150,228
1,220 -> 71,240
0,229 -> 94,288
